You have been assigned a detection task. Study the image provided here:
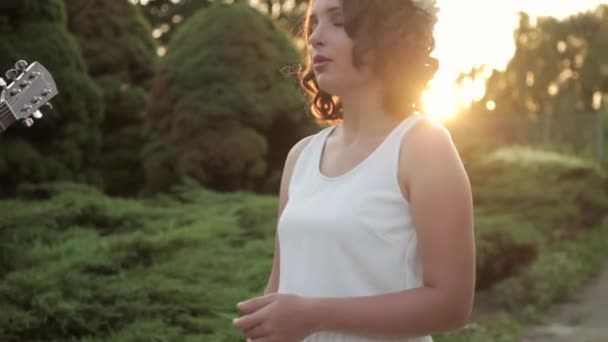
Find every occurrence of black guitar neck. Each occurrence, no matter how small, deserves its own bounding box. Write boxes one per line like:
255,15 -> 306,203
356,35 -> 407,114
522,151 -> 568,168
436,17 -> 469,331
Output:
0,101 -> 17,132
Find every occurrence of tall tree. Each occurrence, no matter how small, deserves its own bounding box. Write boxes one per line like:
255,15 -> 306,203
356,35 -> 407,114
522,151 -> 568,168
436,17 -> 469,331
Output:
0,0 -> 104,196
478,5 -> 608,116
64,0 -> 158,196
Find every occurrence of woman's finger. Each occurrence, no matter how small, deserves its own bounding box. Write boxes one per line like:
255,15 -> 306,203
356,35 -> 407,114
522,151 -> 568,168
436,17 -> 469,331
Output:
245,323 -> 270,340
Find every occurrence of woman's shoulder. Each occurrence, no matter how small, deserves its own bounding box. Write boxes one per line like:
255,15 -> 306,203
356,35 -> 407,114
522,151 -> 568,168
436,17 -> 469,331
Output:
397,116 -> 463,198
278,131 -> 323,201
287,134 -> 316,164
281,130 -> 323,180
404,116 -> 453,153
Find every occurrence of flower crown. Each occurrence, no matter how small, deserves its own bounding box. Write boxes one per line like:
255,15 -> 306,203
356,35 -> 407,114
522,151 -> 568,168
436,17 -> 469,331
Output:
410,0 -> 440,26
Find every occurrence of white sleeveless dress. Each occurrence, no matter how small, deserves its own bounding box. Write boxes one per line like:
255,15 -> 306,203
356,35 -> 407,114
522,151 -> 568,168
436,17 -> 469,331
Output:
277,113 -> 433,342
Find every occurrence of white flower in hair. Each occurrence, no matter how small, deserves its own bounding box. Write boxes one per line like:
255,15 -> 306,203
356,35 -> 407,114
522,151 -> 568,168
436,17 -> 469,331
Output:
410,0 -> 440,25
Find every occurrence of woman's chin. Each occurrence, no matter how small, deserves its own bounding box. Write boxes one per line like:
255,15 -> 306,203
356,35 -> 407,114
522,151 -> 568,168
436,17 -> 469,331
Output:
315,77 -> 339,95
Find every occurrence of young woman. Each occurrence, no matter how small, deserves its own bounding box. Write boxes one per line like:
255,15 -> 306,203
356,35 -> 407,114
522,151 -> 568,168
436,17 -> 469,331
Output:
233,0 -> 475,341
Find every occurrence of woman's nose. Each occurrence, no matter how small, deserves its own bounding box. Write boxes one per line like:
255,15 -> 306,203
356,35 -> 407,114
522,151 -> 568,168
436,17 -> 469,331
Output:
308,25 -> 324,48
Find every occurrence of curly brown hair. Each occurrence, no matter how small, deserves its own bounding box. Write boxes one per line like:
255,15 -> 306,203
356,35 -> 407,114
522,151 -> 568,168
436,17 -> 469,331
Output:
298,0 -> 439,124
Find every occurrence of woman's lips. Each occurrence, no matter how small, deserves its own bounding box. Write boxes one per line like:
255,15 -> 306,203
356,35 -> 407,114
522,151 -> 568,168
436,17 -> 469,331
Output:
313,60 -> 331,71
313,55 -> 331,63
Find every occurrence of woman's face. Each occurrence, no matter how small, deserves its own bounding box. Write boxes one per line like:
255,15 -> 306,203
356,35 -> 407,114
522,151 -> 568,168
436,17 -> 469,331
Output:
307,0 -> 375,96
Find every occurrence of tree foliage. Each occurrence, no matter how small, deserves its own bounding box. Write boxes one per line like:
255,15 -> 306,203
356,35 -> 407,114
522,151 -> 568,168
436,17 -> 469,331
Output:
64,0 -> 158,196
133,0 -> 309,47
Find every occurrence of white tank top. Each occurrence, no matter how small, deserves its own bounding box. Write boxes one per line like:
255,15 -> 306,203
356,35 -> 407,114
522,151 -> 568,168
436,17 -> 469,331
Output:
277,113 -> 433,342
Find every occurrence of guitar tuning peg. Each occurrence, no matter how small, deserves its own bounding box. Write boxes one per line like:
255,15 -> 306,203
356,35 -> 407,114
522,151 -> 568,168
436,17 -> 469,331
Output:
15,60 -> 28,72
0,77 -> 6,90
32,110 -> 43,119
44,102 -> 53,109
5,69 -> 19,81
21,118 -> 34,128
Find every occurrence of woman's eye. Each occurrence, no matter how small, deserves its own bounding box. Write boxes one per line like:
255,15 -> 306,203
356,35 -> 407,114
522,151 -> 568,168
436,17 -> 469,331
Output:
334,22 -> 344,27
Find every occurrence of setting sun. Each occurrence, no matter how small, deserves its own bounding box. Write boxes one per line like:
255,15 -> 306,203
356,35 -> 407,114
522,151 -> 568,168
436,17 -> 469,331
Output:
422,0 -> 608,122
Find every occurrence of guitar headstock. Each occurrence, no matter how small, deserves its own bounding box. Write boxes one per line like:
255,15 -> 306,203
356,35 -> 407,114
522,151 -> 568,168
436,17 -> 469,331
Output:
0,60 -> 58,132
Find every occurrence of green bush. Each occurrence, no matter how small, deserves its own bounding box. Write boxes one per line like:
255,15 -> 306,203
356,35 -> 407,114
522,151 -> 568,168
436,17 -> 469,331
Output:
0,181 -> 274,340
490,218 -> 608,312
434,313 -> 521,342
471,147 -> 607,234
142,3 -> 317,195
468,147 -> 608,290
474,212 -> 544,290
435,218 -> 608,341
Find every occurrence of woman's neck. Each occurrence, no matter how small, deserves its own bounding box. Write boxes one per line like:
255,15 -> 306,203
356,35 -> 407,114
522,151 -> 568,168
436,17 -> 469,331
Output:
337,86 -> 401,144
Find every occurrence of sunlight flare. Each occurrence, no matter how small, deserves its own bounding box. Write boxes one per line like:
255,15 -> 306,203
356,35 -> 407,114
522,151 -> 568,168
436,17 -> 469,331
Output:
421,0 -> 607,121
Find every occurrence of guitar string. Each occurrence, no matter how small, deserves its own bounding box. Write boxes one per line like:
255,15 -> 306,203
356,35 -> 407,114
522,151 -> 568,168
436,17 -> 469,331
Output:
0,97 -> 38,125
0,108 -> 17,127
1,83 -> 50,120
1,70 -> 47,126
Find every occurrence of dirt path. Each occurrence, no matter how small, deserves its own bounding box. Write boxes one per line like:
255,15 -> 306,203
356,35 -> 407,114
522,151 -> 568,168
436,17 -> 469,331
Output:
521,263 -> 608,341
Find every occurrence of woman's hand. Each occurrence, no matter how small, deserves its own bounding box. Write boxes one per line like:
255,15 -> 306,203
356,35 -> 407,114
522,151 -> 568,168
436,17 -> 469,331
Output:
233,293 -> 318,342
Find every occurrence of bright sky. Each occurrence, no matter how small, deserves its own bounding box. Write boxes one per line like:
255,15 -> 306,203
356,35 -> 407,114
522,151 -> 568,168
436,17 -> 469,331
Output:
423,0 -> 608,121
